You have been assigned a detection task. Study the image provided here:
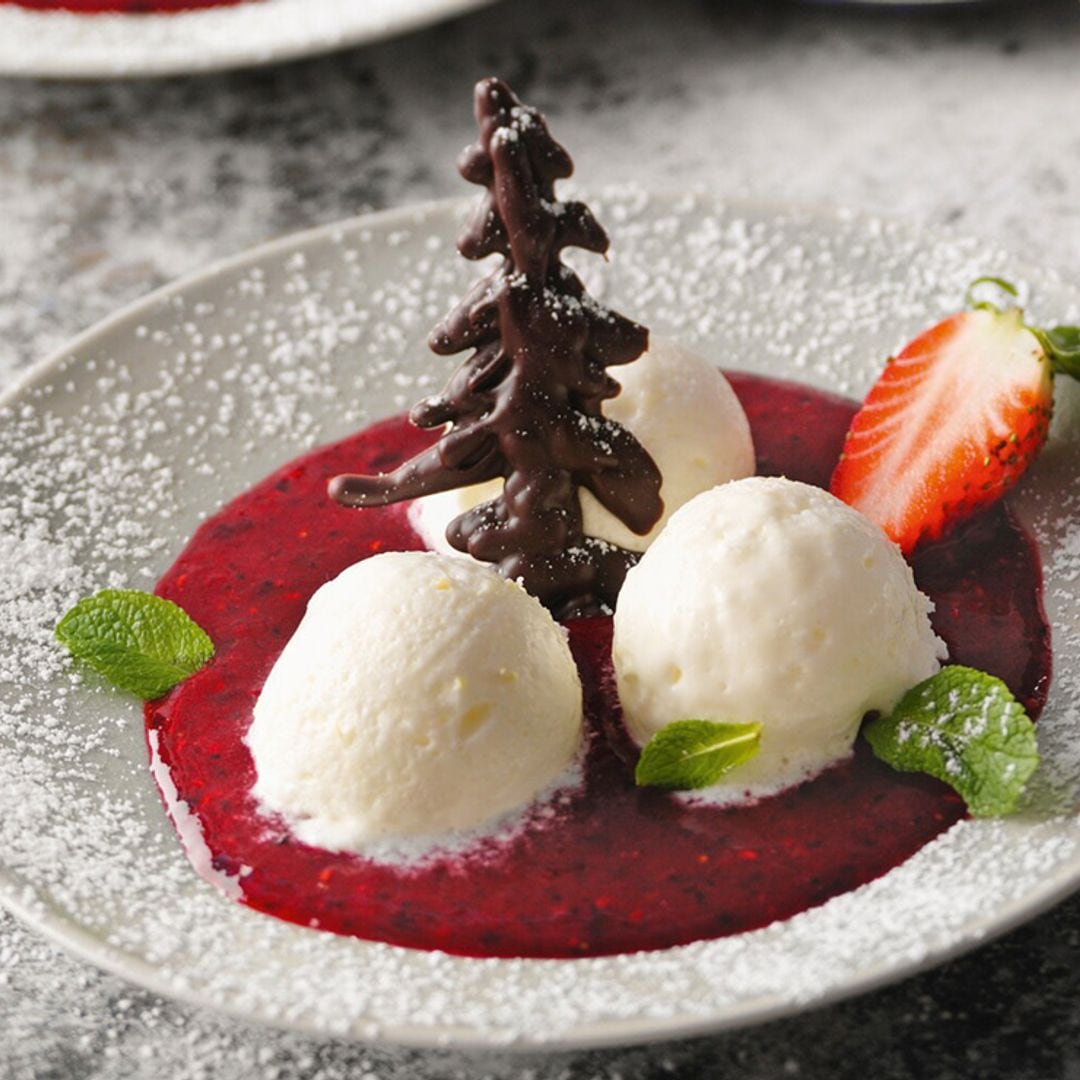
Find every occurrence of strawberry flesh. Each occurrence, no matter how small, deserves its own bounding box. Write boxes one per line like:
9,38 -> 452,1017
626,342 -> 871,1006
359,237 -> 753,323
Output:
830,307 -> 1052,555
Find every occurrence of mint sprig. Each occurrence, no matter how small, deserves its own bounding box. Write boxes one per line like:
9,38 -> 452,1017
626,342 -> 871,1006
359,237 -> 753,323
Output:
56,589 -> 214,701
864,665 -> 1039,818
635,719 -> 762,790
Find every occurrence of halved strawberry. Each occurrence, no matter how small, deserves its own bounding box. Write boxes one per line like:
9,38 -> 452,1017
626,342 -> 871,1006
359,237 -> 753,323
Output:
830,284 -> 1079,555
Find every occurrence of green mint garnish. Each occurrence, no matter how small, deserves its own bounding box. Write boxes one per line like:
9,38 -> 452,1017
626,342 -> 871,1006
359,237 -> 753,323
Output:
635,719 -> 762,790
55,589 -> 214,701
864,665 -> 1039,818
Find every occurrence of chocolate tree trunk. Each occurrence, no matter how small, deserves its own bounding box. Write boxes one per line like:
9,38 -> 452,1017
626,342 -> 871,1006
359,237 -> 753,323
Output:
329,77 -> 662,618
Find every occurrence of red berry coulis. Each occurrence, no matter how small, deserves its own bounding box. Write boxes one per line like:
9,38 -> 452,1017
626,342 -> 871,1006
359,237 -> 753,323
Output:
6,0 -> 246,13
145,372 -> 1051,958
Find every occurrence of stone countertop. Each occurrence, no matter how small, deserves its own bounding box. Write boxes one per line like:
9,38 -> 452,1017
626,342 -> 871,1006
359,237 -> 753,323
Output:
3,1 -> 1080,1076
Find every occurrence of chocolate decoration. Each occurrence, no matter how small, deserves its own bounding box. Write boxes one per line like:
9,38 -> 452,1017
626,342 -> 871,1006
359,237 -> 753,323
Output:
329,77 -> 663,618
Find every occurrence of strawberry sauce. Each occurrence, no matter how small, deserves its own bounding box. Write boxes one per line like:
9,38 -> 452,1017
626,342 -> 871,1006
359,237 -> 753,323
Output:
146,372 -> 1051,958
6,0 -> 246,12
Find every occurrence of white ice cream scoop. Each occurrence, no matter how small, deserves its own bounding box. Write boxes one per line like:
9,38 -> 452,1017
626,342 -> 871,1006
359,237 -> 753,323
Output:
613,476 -> 946,801
247,551 -> 583,849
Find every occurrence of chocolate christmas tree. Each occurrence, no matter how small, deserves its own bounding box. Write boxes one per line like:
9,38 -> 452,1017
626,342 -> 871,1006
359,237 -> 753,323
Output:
329,77 -> 662,618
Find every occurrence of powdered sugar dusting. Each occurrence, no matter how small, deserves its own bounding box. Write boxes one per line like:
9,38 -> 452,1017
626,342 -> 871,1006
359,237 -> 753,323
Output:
3,194 -> 1080,1049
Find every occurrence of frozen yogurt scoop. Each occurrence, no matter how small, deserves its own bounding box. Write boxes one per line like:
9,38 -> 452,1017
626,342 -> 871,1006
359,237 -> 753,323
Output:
247,551 -> 583,849
613,476 -> 946,800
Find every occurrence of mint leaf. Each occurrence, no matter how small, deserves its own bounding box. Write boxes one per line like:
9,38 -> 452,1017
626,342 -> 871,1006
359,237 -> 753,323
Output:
56,589 -> 214,700
635,719 -> 762,790
864,665 -> 1038,817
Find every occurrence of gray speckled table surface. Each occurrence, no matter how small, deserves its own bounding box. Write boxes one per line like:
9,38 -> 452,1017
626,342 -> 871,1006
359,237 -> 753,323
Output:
4,1 -> 1080,1077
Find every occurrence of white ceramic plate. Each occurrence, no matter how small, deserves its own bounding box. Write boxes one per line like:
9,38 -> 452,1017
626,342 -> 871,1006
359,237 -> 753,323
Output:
0,0 -> 496,79
3,194 -> 1080,1051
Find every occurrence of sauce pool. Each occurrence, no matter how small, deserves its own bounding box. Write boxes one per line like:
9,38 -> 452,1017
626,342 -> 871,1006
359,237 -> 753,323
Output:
146,372 -> 1051,958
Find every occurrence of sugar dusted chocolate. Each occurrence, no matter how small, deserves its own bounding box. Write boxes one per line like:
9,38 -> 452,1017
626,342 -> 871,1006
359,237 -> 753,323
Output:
328,77 -> 662,618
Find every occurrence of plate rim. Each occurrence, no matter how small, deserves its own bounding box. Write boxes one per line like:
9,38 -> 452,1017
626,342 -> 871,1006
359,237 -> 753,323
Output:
3,194 -> 1080,1052
0,0 -> 497,79
6,838 -> 1080,1051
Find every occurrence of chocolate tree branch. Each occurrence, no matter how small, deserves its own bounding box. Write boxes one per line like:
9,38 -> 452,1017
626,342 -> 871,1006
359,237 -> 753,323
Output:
329,444 -> 501,507
329,76 -> 662,616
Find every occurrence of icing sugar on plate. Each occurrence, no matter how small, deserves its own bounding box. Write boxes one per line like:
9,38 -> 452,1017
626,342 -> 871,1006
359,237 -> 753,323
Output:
0,0 -> 497,79
2,192 -> 1080,1050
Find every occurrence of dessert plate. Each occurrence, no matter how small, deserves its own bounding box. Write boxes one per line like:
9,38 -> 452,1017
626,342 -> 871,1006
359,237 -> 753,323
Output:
0,0 -> 496,79
2,193 -> 1080,1051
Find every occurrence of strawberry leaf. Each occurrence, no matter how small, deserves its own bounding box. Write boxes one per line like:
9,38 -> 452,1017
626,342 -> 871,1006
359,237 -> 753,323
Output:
864,665 -> 1038,817
635,719 -> 762,790
56,589 -> 214,701
962,278 -> 1080,377
1036,325 -> 1080,379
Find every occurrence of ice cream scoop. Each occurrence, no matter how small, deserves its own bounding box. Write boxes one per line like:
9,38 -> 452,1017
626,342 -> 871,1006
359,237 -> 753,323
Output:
613,477 -> 946,800
247,551 -> 583,849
